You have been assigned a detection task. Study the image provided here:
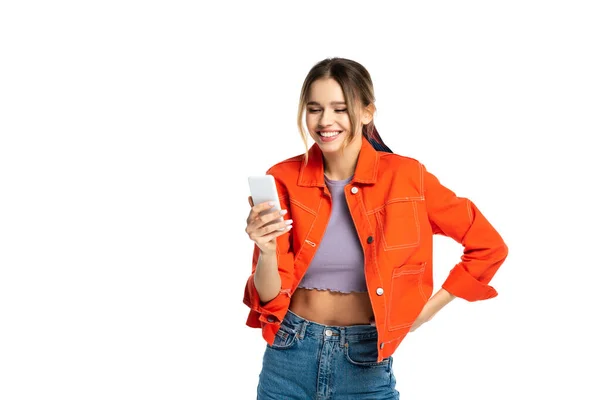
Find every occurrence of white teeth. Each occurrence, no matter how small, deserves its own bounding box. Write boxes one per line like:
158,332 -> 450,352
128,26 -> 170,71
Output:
319,131 -> 341,138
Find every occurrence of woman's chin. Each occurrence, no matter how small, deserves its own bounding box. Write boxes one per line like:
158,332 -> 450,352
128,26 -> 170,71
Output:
319,143 -> 344,154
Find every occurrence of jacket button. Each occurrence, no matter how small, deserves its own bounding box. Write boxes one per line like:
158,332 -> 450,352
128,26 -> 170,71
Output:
380,343 -> 385,349
367,236 -> 374,244
351,186 -> 358,194
267,316 -> 275,323
376,287 -> 384,296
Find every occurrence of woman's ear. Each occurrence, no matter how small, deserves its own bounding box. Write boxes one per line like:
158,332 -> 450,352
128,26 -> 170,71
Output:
361,104 -> 375,125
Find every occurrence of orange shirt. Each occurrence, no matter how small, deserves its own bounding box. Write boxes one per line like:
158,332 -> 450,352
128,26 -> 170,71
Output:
243,136 -> 508,361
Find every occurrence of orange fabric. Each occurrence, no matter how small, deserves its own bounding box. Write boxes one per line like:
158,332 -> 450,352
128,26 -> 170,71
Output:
243,136 -> 508,361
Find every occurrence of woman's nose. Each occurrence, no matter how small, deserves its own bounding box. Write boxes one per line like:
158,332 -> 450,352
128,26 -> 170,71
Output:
319,109 -> 334,126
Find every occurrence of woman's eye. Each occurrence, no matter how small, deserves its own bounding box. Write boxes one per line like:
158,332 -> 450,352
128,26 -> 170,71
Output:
307,108 -> 346,113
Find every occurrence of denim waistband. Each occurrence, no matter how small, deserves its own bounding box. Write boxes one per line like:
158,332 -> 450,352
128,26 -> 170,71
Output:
281,309 -> 378,344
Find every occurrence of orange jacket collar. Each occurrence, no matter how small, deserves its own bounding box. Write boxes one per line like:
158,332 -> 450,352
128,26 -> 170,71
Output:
298,136 -> 379,187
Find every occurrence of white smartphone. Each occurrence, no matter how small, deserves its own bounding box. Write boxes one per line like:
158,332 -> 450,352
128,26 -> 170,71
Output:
248,174 -> 283,221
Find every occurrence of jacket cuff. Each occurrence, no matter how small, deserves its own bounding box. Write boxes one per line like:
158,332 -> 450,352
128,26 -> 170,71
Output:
442,264 -> 498,301
243,276 -> 291,325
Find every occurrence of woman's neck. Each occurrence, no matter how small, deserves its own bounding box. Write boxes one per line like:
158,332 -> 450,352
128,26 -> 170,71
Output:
322,141 -> 361,181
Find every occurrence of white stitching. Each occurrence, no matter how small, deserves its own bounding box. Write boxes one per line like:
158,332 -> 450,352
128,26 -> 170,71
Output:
373,203 -> 420,250
367,197 -> 425,214
392,267 -> 425,278
290,198 -> 317,216
419,163 -> 424,196
356,190 -> 388,332
466,198 -> 473,223
388,264 -> 427,331
418,263 -> 428,302
294,195 -> 323,265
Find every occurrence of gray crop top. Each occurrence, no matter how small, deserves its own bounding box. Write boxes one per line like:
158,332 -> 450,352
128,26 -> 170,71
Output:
297,175 -> 367,293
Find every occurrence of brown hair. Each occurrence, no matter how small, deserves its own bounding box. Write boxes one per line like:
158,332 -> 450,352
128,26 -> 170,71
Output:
296,57 -> 392,161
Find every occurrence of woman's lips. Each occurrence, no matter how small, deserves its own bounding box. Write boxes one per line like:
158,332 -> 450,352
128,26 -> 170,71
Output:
318,130 -> 342,142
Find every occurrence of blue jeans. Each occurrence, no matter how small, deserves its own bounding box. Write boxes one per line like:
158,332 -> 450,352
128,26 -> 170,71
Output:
257,310 -> 400,399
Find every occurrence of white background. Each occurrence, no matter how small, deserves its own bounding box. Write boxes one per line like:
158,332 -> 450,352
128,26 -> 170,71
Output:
1,1 -> 599,399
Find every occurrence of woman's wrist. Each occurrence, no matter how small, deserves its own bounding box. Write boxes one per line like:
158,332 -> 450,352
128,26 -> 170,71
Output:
259,249 -> 277,261
426,288 -> 455,314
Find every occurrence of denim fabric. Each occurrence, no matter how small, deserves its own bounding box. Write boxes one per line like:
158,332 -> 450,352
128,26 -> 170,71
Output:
257,310 -> 400,400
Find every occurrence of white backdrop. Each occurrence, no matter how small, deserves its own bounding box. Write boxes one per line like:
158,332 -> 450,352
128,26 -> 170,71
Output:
1,1 -> 599,399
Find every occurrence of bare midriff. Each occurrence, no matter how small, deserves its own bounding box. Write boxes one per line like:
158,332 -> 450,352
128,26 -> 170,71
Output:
289,287 -> 375,326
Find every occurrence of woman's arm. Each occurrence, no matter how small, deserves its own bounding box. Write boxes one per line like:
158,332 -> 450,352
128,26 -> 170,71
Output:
410,163 -> 508,331
423,164 -> 509,301
254,251 -> 282,304
411,288 -> 456,331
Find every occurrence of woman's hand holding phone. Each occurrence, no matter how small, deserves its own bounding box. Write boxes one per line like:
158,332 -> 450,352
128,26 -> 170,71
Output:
245,197 -> 293,255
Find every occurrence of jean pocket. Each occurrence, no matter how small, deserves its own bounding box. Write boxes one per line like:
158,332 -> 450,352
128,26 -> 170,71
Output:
344,337 -> 390,368
267,322 -> 298,350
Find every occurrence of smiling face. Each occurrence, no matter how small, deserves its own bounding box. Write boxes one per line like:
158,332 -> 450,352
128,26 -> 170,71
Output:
305,78 -> 370,155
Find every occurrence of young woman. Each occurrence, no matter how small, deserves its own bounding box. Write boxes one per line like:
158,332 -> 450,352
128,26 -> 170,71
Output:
243,57 -> 508,399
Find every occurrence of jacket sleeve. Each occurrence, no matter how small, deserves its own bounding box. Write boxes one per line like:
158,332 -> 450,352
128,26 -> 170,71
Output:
422,164 -> 508,301
242,173 -> 295,328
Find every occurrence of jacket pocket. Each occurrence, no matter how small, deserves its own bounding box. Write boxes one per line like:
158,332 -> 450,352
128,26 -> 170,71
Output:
374,199 -> 421,251
388,262 -> 428,331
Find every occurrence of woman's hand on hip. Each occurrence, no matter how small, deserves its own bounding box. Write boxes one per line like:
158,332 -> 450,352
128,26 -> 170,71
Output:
410,305 -> 437,332
410,289 -> 456,332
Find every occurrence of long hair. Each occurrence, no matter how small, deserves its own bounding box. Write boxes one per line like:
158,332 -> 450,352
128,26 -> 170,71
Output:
296,57 -> 393,160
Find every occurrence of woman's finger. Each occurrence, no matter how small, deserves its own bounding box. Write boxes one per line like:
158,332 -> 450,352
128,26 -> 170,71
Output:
258,223 -> 293,243
257,218 -> 293,237
248,208 -> 287,230
248,219 -> 293,243
246,201 -> 272,225
247,201 -> 275,221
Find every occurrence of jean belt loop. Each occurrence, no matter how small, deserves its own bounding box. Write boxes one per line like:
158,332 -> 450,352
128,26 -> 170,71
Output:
298,319 -> 308,340
340,327 -> 346,347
